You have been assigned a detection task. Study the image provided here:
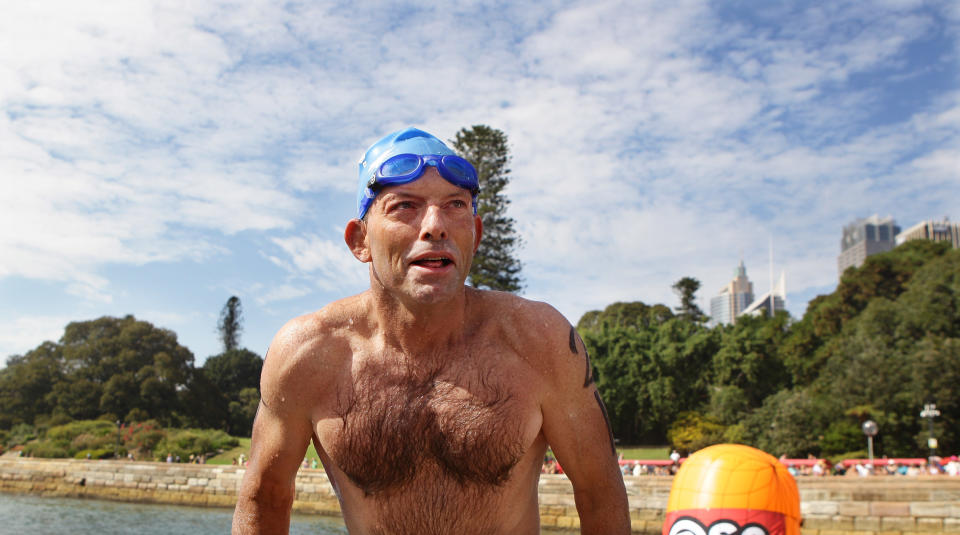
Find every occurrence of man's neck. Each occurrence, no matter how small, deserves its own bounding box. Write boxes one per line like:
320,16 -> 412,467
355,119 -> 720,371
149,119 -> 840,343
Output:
367,286 -> 473,356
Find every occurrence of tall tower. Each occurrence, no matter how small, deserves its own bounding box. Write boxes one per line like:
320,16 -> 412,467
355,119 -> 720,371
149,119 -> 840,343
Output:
837,215 -> 900,279
709,260 -> 755,326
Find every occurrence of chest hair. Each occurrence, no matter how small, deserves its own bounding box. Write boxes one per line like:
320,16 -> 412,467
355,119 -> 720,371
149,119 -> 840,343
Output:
331,357 -> 526,497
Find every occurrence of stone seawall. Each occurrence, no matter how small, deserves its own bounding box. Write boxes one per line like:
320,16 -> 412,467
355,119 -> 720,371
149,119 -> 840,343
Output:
2,458 -> 960,534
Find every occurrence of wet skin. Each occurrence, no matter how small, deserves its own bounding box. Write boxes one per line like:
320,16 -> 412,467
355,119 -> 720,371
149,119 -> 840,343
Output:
232,171 -> 630,535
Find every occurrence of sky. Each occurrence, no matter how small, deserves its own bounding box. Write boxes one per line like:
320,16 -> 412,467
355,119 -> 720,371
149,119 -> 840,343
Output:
1,0 -> 958,365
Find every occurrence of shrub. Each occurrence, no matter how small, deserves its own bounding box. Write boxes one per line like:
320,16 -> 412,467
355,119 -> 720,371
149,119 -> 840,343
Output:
667,411 -> 725,454
70,432 -> 114,452
6,423 -> 37,448
154,428 -> 238,461
48,420 -> 116,442
122,420 -> 166,457
23,441 -> 68,458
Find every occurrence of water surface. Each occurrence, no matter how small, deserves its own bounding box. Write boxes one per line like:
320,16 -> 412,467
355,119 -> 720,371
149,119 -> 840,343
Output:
0,492 -> 347,534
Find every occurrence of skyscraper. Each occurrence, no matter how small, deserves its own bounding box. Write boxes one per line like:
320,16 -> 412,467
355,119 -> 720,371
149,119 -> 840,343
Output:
895,217 -> 959,249
709,260 -> 754,327
837,215 -> 900,279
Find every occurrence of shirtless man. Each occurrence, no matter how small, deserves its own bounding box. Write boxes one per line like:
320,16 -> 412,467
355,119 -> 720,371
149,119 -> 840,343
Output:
232,127 -> 630,534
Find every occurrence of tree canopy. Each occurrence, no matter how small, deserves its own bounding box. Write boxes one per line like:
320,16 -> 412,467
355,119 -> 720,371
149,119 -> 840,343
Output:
0,315 -> 227,430
579,240 -> 959,458
202,348 -> 263,435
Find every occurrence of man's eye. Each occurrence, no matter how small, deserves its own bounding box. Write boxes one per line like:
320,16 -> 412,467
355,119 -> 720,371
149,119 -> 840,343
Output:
451,200 -> 467,208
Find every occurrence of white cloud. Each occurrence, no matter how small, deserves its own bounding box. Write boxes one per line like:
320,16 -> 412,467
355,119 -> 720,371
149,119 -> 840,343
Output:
0,315 -> 73,359
255,284 -> 313,306
0,0 -> 956,352
270,234 -> 368,293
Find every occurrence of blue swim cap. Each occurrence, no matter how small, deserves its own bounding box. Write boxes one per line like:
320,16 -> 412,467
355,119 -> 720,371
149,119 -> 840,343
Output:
357,127 -> 466,219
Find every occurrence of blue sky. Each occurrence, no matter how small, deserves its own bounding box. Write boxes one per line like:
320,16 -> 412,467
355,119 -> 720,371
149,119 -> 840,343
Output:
1,0 -> 958,364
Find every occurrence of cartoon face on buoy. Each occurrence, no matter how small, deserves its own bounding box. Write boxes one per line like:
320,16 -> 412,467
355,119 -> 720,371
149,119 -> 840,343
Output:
663,444 -> 800,535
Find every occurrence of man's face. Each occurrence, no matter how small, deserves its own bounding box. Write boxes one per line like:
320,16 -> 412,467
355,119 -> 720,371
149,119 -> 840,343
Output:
361,168 -> 482,305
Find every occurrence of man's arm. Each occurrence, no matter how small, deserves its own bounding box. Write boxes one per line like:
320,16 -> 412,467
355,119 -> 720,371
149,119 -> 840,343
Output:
538,317 -> 630,534
232,328 -> 318,534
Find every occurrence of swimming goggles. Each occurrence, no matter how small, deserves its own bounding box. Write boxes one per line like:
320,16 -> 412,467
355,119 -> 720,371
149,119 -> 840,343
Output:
369,153 -> 478,193
361,153 -> 479,216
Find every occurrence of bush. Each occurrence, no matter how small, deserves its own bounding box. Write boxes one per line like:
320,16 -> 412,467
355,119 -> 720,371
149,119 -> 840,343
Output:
667,411 -> 725,454
122,420 -> 166,457
48,420 -> 116,442
6,423 -> 37,448
23,441 -> 68,458
154,428 -> 238,461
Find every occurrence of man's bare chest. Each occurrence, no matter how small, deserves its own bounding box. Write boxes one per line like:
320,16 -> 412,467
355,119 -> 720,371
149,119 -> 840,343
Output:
320,353 -> 540,496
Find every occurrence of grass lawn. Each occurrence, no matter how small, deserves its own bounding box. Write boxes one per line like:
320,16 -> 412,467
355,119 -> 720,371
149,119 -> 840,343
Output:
617,445 -> 670,460
206,437 -> 323,467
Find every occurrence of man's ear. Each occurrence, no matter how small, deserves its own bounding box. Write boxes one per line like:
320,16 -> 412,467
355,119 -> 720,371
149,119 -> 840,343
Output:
345,219 -> 371,262
473,214 -> 483,253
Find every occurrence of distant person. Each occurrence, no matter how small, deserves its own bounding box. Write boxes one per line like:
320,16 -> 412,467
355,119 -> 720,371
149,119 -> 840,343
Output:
233,127 -> 629,534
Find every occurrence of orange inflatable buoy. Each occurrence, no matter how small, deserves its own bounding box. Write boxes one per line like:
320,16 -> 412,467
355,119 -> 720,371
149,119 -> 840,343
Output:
663,444 -> 800,535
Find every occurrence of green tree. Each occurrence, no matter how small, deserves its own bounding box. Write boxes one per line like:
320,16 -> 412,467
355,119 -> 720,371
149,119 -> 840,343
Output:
0,315 -> 227,429
451,125 -> 523,292
229,387 -> 261,437
203,349 -> 262,400
203,348 -> 263,435
0,342 -> 63,427
739,388 -> 824,457
580,302 -> 717,444
217,296 -> 243,352
672,277 -> 704,322
711,312 -> 791,408
780,240 -> 951,384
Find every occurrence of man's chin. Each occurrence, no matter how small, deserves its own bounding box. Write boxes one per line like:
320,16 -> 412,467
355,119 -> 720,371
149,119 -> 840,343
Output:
402,281 -> 463,305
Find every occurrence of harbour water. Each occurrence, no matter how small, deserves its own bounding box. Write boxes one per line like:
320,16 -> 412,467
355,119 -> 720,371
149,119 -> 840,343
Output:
0,492 -> 347,534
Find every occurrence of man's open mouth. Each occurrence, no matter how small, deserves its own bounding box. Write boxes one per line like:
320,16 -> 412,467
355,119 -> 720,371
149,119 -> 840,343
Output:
411,257 -> 453,268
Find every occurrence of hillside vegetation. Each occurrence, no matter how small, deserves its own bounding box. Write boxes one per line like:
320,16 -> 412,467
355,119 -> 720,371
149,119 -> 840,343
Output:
579,240 -> 958,458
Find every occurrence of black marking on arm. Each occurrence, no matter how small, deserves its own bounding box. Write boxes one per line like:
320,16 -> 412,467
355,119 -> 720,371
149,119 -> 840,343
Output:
594,390 -> 616,457
569,326 -> 595,388
583,346 -> 594,388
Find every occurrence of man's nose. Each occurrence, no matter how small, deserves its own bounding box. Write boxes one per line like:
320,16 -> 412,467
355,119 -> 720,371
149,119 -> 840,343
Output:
419,205 -> 447,241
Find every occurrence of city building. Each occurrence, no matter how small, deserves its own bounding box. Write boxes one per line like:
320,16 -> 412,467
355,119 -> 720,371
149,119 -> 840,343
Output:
837,215 -> 900,279
742,271 -> 786,318
709,260 -> 754,327
895,217 -> 959,249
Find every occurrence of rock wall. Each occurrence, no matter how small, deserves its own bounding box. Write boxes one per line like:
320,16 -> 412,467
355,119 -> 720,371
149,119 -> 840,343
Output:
2,458 -> 959,534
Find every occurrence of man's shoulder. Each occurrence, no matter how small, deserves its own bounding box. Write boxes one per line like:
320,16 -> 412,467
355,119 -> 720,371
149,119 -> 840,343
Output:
266,294 -> 369,371
469,289 -> 572,351
471,288 -> 564,322
277,293 -> 369,339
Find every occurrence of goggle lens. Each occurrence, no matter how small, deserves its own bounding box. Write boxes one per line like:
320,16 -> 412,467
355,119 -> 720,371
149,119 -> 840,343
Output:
440,156 -> 474,184
379,154 -> 422,178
